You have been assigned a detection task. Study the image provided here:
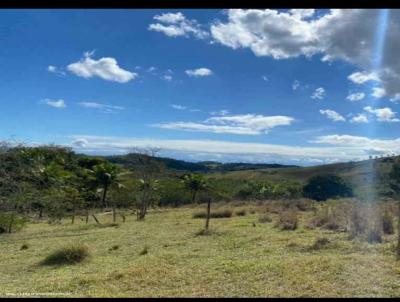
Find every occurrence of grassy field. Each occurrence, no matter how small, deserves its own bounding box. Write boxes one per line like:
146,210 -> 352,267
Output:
1,202 -> 400,297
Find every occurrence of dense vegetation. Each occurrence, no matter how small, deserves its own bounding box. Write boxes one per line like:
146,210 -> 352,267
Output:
1,142 -> 400,235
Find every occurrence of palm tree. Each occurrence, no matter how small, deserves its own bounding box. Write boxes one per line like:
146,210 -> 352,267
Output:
137,178 -> 158,220
92,162 -> 119,208
182,173 -> 207,204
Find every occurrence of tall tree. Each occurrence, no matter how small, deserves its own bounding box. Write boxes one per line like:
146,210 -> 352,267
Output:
182,173 -> 207,204
92,162 -> 119,208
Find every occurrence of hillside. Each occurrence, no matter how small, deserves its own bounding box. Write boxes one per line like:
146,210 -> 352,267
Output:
104,154 -> 298,173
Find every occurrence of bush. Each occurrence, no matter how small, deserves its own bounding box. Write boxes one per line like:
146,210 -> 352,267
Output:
311,237 -> 331,250
382,209 -> 394,235
235,209 -> 247,216
303,174 -> 353,201
0,213 -> 27,234
192,209 -> 233,219
276,211 -> 298,230
139,245 -> 148,255
366,228 -> 383,243
41,244 -> 89,266
258,214 -> 272,223
20,243 -> 29,250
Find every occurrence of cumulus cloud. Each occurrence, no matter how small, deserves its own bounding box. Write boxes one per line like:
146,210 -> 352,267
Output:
153,113 -> 294,135
78,102 -> 124,113
319,109 -> 345,122
148,12 -> 208,39
67,52 -> 137,83
348,71 -> 379,84
185,68 -> 213,77
42,99 -> 66,109
209,9 -> 400,98
346,92 -> 365,102
364,106 -> 400,122
371,87 -> 386,98
311,87 -> 325,100
350,113 -> 369,123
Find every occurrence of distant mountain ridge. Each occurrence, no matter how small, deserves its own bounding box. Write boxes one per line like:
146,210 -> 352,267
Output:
104,154 -> 299,172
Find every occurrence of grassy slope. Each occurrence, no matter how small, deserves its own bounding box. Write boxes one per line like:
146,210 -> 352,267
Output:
1,204 -> 400,297
213,158 -> 395,194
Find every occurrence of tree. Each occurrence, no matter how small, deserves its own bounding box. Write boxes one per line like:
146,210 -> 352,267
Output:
92,162 -> 119,208
389,160 -> 400,260
182,173 -> 208,204
124,148 -> 165,220
303,174 -> 353,201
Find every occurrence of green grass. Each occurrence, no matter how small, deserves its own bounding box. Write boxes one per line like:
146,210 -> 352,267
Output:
1,204 -> 400,297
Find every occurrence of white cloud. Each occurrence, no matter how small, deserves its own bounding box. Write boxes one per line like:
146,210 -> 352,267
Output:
346,92 -> 365,102
153,113 -> 294,135
163,75 -> 172,81
292,80 -> 300,91
42,99 -> 66,109
390,94 -> 400,103
48,65 -> 56,72
69,133 -> 400,164
348,71 -> 379,84
364,106 -> 400,122
47,65 -> 66,76
67,52 -> 137,83
209,9 -> 400,98
312,134 -> 400,156
148,12 -> 208,39
185,68 -> 213,77
170,104 -> 186,110
311,87 -> 325,100
210,109 -> 229,116
319,109 -> 345,122
371,87 -> 386,98
154,12 -> 186,24
350,113 -> 369,123
78,102 -> 124,112
289,9 -> 316,19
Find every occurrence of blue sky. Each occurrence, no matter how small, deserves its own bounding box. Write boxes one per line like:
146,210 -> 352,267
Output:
1,9 -> 400,165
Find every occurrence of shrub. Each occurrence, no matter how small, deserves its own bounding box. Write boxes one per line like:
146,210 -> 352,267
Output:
258,214 -> 272,223
41,244 -> 89,266
276,211 -> 298,230
294,199 -> 313,211
311,237 -> 330,250
0,213 -> 27,234
381,209 -> 394,235
366,228 -> 383,243
235,209 -> 247,216
109,245 -> 120,251
20,243 -> 29,250
139,245 -> 148,255
303,174 -> 353,201
192,209 -> 233,219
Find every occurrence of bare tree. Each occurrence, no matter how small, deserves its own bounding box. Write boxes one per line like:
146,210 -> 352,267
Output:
125,147 -> 165,220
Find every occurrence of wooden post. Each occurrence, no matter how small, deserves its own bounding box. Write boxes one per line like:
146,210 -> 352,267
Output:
205,197 -> 211,231
92,214 -> 100,224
